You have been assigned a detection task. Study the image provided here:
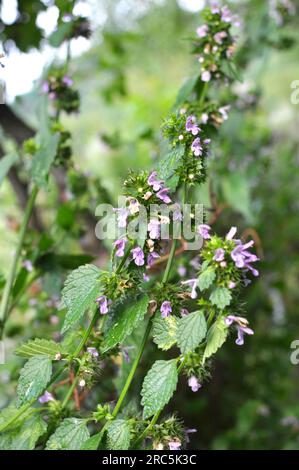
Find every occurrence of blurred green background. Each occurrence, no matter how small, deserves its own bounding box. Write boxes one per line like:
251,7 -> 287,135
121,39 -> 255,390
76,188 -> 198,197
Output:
1,0 -> 299,449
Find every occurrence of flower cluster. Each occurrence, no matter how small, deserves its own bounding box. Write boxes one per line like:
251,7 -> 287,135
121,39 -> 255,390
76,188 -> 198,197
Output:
42,72 -> 80,114
193,3 -> 239,83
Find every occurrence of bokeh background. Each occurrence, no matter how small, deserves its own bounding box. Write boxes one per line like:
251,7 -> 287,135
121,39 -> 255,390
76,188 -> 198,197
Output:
1,0 -> 299,449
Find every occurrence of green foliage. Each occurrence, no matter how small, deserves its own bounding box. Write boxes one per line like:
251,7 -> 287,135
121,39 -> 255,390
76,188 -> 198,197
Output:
102,296 -> 149,352
15,338 -> 65,359
46,418 -> 90,450
157,145 -> 185,182
17,356 -> 52,407
198,266 -> 216,291
152,315 -> 178,351
31,133 -> 60,188
141,360 -> 178,419
0,154 -> 19,187
209,287 -> 232,310
177,311 -> 207,355
106,419 -> 132,450
203,317 -> 228,363
0,411 -> 46,450
61,264 -> 101,334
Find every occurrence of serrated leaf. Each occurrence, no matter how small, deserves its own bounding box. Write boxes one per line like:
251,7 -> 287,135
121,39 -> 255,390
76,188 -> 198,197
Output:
102,296 -> 149,352
177,311 -> 207,355
141,360 -> 178,419
31,133 -> 59,188
106,419 -> 131,450
15,338 -> 65,359
0,153 -> 19,187
81,432 -> 104,450
209,287 -> 232,310
174,74 -> 200,108
152,315 -> 178,351
157,145 -> 185,181
17,356 -> 52,407
203,317 -> 228,363
46,418 -> 90,450
61,264 -> 101,334
0,413 -> 47,450
198,266 -> 216,291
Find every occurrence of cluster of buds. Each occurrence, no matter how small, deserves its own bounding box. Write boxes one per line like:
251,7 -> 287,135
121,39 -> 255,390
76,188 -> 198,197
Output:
42,72 -> 80,114
51,122 -> 72,167
193,3 -> 239,83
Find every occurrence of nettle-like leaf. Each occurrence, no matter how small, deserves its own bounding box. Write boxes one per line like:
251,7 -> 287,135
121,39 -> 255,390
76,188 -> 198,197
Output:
152,315 -> 178,351
203,317 -> 228,363
61,264 -> 101,334
102,295 -> 149,352
31,133 -> 60,188
141,360 -> 178,419
81,432 -> 104,450
209,287 -> 232,310
46,418 -> 90,450
0,413 -> 46,450
106,419 -> 132,450
17,356 -> 52,407
157,144 -> 185,181
15,338 -> 65,359
198,266 -> 216,291
177,311 -> 207,355
174,74 -> 200,108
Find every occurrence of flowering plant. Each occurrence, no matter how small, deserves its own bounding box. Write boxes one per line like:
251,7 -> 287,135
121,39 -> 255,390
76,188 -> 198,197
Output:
0,3 -> 262,451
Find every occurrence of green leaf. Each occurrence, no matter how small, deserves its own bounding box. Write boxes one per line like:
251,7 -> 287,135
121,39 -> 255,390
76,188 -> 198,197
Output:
106,419 -> 131,450
31,133 -> 59,188
203,317 -> 228,363
0,413 -> 47,450
174,74 -> 200,108
81,432 -> 104,450
152,315 -> 178,351
17,356 -> 52,407
209,287 -> 232,310
222,173 -> 252,222
61,264 -> 101,334
141,360 -> 178,419
48,22 -> 73,47
46,418 -> 90,450
157,145 -> 185,181
102,295 -> 149,352
177,311 -> 207,355
198,266 -> 216,291
0,154 -> 19,187
15,338 -> 65,359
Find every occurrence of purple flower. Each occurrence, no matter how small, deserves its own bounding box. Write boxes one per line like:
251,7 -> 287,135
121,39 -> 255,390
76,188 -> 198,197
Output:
191,137 -> 203,157
114,208 -> 129,228
213,248 -> 225,262
42,81 -> 49,93
62,75 -> 74,87
182,278 -> 198,299
49,92 -> 57,100
131,247 -> 145,266
157,188 -> 172,204
87,347 -> 99,357
214,31 -> 227,44
201,70 -> 211,82
160,301 -> 172,318
226,226 -> 238,240
38,391 -> 54,404
22,260 -> 33,272
231,240 -> 259,276
180,308 -> 189,317
219,105 -> 230,121
196,24 -> 209,38
185,428 -> 197,443
198,224 -> 211,239
114,238 -> 127,257
178,265 -> 187,277
188,376 -> 201,392
148,219 -> 160,239
143,273 -> 150,282
228,281 -> 236,289
225,315 -> 254,346
169,440 -> 181,450
221,5 -> 232,23
147,251 -> 160,268
148,171 -> 163,192
128,198 -> 140,215
186,115 -> 200,135
96,295 -> 110,314
210,1 -> 220,14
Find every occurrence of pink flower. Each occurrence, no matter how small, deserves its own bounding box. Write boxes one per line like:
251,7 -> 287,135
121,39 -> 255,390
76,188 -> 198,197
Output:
96,295 -> 110,314
131,247 -> 145,266
114,238 -> 127,257
196,24 -> 209,38
38,391 -> 54,404
198,224 -> 211,239
186,115 -> 200,136
201,70 -> 211,82
160,301 -> 172,318
188,376 -> 201,392
148,171 -> 163,192
169,440 -> 181,450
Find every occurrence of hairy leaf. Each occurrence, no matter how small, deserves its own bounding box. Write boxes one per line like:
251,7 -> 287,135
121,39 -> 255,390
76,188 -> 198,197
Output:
209,287 -> 232,310
106,419 -> 131,450
152,315 -> 178,351
17,356 -> 52,407
15,338 -> 65,359
0,413 -> 46,450
102,295 -> 149,352
46,418 -> 90,450
141,360 -> 178,419
198,266 -> 216,291
157,145 -> 185,181
61,264 -> 101,334
177,311 -> 207,355
203,317 -> 228,363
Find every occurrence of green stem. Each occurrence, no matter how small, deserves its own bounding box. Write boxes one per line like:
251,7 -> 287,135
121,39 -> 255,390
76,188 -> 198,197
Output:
112,318 -> 152,418
0,185 -> 39,339
72,306 -> 99,359
61,373 -> 80,410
